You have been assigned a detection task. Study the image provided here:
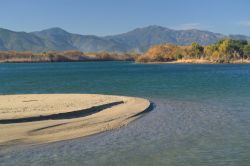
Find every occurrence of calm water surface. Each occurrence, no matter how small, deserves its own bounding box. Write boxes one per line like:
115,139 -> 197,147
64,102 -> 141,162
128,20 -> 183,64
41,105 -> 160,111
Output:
0,62 -> 250,166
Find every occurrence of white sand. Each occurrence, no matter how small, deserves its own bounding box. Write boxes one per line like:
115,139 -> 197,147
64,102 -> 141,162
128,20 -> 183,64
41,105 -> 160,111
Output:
0,94 -> 150,146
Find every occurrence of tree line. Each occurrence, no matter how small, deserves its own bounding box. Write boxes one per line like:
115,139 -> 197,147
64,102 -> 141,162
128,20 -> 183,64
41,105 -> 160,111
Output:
136,39 -> 250,63
1,39 -> 250,63
0,50 -> 139,63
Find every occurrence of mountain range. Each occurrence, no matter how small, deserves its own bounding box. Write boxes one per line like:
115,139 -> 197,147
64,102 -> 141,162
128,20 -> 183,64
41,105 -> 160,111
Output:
0,25 -> 250,52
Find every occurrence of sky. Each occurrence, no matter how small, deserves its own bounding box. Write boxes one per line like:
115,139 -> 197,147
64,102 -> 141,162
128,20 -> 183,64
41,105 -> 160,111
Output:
1,0 -> 250,36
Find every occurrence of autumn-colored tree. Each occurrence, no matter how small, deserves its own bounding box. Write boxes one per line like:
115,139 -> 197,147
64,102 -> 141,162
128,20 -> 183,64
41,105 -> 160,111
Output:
136,39 -> 250,63
136,44 -> 189,62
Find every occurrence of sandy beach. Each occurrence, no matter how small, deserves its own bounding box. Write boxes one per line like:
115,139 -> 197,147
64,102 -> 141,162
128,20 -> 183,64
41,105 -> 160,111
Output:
0,94 -> 151,146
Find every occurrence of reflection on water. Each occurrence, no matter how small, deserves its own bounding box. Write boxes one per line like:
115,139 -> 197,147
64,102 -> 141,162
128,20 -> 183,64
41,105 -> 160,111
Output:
0,62 -> 250,165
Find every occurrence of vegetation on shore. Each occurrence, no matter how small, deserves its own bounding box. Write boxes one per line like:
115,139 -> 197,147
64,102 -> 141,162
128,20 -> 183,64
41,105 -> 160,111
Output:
136,39 -> 250,63
0,50 -> 139,63
1,39 -> 250,64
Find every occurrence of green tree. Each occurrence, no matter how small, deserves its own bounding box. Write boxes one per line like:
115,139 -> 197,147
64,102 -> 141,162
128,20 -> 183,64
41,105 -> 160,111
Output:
243,44 -> 250,58
231,39 -> 248,57
191,42 -> 204,58
216,39 -> 248,59
175,53 -> 183,60
204,44 -> 217,57
217,39 -> 239,61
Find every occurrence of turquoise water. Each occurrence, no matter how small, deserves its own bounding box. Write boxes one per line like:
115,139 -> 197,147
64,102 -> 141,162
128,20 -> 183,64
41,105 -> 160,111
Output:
1,62 -> 250,165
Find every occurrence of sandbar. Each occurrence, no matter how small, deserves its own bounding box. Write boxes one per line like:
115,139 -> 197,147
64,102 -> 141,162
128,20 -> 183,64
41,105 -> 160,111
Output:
0,94 -> 151,146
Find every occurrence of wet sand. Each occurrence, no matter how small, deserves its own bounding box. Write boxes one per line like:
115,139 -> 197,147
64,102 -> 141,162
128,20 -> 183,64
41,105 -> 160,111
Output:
0,94 -> 150,146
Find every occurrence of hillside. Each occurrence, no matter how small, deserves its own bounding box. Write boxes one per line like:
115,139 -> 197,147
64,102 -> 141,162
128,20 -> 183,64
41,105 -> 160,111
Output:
105,25 -> 226,51
0,26 -> 250,52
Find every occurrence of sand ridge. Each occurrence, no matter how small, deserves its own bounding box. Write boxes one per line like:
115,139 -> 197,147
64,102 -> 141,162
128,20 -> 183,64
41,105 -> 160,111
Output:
0,94 -> 151,146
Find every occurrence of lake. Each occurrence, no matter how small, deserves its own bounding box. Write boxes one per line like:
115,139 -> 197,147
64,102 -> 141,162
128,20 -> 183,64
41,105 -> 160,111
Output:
0,61 -> 250,165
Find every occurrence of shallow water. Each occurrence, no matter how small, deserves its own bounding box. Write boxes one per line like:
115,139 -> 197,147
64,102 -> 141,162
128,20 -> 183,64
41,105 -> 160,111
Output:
0,62 -> 250,165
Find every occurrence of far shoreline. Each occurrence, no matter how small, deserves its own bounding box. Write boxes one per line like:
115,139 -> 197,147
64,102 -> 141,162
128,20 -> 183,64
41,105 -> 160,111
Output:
136,58 -> 250,64
0,59 -> 132,64
1,59 -> 250,64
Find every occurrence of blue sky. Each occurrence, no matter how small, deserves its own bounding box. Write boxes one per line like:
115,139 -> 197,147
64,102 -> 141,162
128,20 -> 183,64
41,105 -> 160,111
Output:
1,0 -> 250,36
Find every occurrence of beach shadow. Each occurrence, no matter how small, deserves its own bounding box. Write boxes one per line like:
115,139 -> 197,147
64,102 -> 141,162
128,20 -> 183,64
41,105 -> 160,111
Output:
0,101 -> 124,124
131,101 -> 155,118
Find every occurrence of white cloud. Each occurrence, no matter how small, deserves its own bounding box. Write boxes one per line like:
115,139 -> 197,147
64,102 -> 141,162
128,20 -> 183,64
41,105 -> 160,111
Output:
176,23 -> 201,29
239,20 -> 250,26
173,23 -> 212,30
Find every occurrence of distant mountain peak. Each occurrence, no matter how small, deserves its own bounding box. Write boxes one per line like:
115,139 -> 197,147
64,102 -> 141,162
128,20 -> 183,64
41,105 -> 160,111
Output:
142,25 -> 169,29
32,27 -> 70,36
131,25 -> 172,32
